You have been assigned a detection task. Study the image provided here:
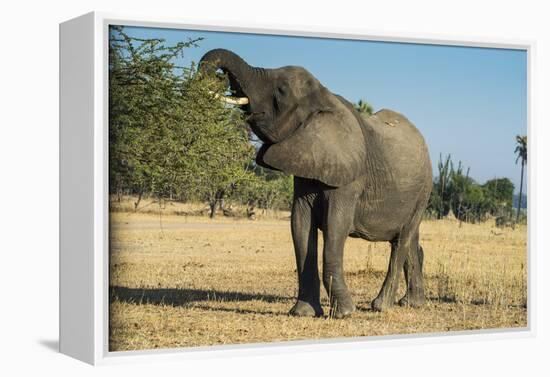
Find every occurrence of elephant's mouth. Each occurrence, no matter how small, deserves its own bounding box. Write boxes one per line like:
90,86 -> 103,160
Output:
220,73 -> 266,124
220,74 -> 251,109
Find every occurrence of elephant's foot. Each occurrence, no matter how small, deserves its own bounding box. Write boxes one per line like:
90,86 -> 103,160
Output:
329,294 -> 355,319
398,291 -> 426,308
371,294 -> 395,312
289,300 -> 324,317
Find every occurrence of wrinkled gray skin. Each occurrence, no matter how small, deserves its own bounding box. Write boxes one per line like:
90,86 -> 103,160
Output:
199,49 -> 432,318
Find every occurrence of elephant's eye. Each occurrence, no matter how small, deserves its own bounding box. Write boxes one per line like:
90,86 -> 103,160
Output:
277,87 -> 286,97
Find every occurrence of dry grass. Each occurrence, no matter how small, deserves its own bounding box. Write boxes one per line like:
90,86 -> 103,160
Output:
109,205 -> 527,352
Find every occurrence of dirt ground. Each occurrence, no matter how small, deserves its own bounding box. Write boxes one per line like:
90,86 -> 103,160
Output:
109,210 -> 527,352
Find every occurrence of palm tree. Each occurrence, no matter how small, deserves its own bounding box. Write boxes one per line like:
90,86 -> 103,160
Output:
354,99 -> 374,116
514,135 -> 527,223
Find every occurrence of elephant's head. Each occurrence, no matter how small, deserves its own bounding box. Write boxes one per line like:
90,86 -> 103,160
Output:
199,49 -> 369,187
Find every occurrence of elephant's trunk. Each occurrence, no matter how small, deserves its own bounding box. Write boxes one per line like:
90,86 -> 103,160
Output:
199,49 -> 263,104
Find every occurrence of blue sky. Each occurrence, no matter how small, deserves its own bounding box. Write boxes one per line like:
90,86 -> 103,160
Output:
117,26 -> 528,193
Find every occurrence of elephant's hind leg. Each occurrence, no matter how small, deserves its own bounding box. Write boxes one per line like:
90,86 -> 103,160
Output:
288,195 -> 323,317
398,231 -> 426,308
371,239 -> 403,311
372,221 -> 421,312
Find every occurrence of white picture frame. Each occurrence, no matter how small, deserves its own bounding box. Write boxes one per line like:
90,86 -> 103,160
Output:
59,11 -> 535,365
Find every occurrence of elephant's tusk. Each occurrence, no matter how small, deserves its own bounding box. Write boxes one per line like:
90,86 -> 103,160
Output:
209,91 -> 249,105
220,96 -> 249,105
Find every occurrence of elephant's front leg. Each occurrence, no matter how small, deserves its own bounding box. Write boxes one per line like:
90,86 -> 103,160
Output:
322,200 -> 356,318
288,196 -> 323,317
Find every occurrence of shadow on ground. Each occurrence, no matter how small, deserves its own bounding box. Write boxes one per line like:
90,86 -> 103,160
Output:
38,339 -> 59,352
110,286 -> 289,307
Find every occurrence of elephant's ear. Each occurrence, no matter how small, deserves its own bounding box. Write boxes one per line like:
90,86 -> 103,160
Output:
257,111 -> 367,187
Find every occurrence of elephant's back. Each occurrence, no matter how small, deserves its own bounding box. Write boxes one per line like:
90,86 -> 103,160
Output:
364,109 -> 431,183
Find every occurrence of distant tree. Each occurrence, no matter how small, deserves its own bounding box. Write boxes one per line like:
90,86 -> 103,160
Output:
237,167 -> 293,213
482,178 -> 515,216
514,135 -> 527,223
354,99 -> 374,116
428,154 -> 516,223
260,173 -> 293,211
461,183 -> 487,222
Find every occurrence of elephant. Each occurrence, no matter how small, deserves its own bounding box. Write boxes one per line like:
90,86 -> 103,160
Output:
199,49 -> 433,318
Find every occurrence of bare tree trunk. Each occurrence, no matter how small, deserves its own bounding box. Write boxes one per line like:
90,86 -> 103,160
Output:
516,161 -> 525,223
134,190 -> 143,211
209,200 -> 216,218
218,190 -> 225,211
247,200 -> 256,220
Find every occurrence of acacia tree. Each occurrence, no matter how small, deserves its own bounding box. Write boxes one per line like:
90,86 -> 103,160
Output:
181,74 -> 255,217
109,26 -> 254,215
109,26 -> 203,206
514,135 -> 527,222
